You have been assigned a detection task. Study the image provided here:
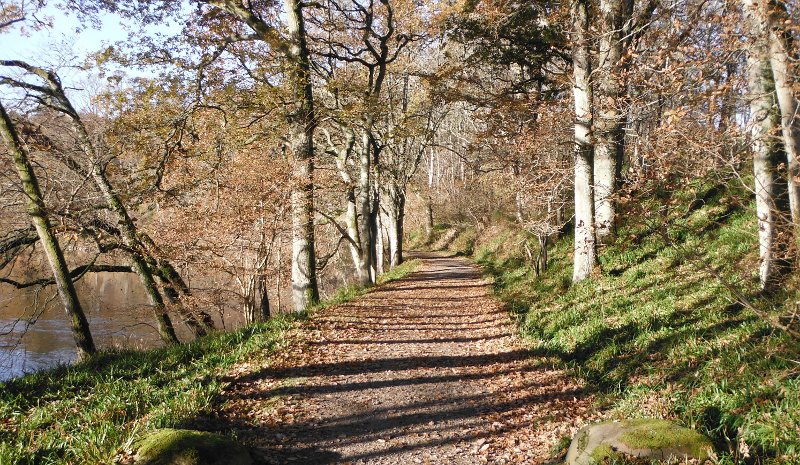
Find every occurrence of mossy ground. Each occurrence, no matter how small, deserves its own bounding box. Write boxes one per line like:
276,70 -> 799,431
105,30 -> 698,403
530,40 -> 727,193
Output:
134,429 -> 252,465
439,183 -> 800,464
617,419 -> 712,458
0,260 -> 419,464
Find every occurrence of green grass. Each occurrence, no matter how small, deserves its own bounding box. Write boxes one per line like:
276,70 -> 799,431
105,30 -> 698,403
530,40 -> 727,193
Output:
0,316 -> 297,465
441,188 -> 800,464
0,259 -> 420,465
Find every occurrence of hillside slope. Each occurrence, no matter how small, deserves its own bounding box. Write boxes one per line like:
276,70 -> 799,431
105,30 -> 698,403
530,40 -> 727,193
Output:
431,186 -> 800,464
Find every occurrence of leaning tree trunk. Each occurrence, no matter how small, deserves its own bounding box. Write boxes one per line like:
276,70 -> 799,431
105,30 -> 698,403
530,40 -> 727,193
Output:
744,0 -> 794,291
0,102 -> 96,359
593,0 -> 631,244
70,115 -> 180,345
24,64 -> 182,345
763,0 -> 800,228
86,160 -> 179,344
287,0 -> 320,310
572,0 -> 598,283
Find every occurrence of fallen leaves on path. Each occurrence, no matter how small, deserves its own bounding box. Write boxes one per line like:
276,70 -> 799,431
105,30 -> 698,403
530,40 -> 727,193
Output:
210,253 -> 601,464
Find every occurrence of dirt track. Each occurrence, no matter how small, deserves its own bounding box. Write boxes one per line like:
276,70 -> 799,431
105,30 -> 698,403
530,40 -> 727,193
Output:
214,253 -> 597,464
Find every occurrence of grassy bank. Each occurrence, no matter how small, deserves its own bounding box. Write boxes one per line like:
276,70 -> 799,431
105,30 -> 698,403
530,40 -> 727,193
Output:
434,190 -> 800,464
0,259 -> 419,465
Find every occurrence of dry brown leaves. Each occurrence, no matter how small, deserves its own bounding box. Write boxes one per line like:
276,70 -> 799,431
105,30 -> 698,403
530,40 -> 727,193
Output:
208,253 -> 602,464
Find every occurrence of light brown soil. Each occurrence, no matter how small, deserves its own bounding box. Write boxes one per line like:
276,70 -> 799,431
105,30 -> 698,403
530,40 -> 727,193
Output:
212,253 -> 598,464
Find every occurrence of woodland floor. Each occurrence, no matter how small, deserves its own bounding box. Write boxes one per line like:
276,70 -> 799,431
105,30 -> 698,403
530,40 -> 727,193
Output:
205,253 -> 600,464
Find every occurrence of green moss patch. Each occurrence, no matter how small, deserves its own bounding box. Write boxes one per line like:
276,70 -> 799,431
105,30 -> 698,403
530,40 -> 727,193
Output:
618,419 -> 712,458
134,429 -> 253,465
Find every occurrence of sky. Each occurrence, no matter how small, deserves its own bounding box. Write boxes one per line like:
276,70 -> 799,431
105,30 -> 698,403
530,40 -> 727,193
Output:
1,2 -> 174,108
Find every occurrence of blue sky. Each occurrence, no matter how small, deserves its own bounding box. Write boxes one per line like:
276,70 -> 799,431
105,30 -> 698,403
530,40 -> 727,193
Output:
1,3 -> 177,108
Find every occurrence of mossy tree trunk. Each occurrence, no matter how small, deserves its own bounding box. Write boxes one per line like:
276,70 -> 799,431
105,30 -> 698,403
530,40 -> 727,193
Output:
0,102 -> 96,359
286,0 -> 320,310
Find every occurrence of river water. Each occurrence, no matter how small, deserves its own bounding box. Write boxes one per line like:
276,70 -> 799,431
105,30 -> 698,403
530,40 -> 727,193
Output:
0,272 -> 233,381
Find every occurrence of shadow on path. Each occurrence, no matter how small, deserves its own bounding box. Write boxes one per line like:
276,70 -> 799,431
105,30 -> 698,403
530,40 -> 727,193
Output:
198,253 -> 598,465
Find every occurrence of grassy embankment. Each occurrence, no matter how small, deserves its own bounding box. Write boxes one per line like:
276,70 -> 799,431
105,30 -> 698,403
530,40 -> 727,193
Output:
0,259 -> 419,465
420,185 -> 800,464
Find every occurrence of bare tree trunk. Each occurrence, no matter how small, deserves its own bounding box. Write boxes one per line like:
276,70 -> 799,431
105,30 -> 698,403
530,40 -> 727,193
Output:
0,102 -> 96,360
385,183 -> 406,268
426,152 -> 435,242
425,194 -> 434,243
368,184 -> 380,281
763,0 -> 800,227
258,275 -> 271,321
744,0 -> 794,291
572,0 -> 598,283
593,0 -> 631,244
375,204 -> 386,275
76,127 -> 180,345
356,131 -> 374,285
287,0 -> 320,310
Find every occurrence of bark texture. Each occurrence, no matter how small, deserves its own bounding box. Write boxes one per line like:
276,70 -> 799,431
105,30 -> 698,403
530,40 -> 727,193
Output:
593,0 -> 632,243
287,0 -> 320,310
572,0 -> 599,283
0,102 -> 96,359
743,0 -> 795,291
763,0 -> 800,227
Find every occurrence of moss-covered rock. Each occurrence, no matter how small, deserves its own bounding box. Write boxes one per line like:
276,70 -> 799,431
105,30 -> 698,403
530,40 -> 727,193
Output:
565,419 -> 713,465
133,429 -> 255,465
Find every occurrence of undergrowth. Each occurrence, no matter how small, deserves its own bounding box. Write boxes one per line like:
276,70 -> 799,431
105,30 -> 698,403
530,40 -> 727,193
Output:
0,259 -> 419,465
441,185 -> 800,465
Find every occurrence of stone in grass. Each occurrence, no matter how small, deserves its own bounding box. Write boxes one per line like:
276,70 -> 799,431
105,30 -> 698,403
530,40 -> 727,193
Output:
565,419 -> 714,465
133,428 -> 255,465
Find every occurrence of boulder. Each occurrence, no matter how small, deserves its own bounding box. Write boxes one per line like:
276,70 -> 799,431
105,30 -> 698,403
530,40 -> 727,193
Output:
133,428 -> 255,465
565,419 -> 713,465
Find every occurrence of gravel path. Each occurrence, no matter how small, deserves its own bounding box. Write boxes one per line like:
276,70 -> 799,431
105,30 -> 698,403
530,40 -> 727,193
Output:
214,253 -> 597,464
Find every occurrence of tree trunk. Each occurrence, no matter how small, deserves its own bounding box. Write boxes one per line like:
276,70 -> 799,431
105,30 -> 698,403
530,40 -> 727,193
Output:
744,0 -> 794,291
368,184 -> 380,281
79,134 -> 180,345
385,183 -> 406,268
287,0 -> 320,310
0,102 -> 96,360
572,0 -> 598,283
375,204 -> 386,275
356,132 -> 374,285
258,275 -> 271,321
593,0 -> 631,244
150,259 -> 213,336
763,0 -> 800,228
425,194 -> 434,243
32,67 -> 181,345
131,254 -> 179,344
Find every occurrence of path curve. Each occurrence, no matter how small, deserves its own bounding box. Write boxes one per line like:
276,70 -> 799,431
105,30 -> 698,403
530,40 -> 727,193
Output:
216,253 -> 597,464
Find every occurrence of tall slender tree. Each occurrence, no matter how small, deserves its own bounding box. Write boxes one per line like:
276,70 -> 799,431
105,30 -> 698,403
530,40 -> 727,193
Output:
742,0 -> 795,291
204,0 -> 320,311
571,0 -> 598,282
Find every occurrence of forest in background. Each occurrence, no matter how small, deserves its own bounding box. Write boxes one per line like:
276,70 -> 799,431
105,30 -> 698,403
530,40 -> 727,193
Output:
1,0 -> 800,462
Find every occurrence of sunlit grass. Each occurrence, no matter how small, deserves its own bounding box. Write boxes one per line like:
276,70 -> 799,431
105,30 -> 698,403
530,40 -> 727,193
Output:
447,186 -> 800,464
0,259 -> 420,464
